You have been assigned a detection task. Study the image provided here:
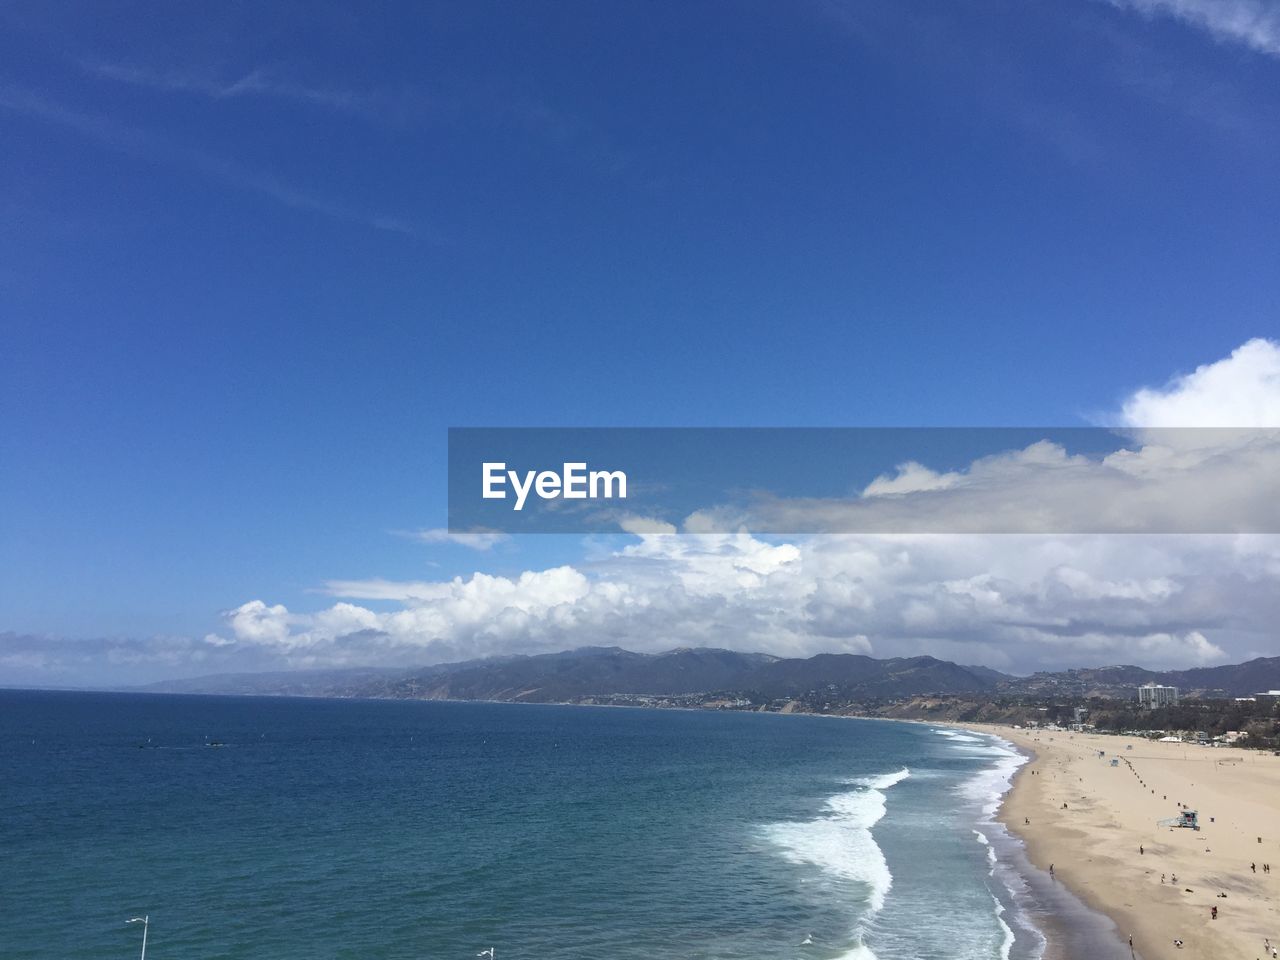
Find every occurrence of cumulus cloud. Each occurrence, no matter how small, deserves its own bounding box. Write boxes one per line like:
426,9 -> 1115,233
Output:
225,600 -> 292,646
14,527 -> 1276,681
194,530 -> 1270,673
1119,337 -> 1280,427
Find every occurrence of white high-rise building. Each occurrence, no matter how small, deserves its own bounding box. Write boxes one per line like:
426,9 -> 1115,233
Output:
1137,684 -> 1179,708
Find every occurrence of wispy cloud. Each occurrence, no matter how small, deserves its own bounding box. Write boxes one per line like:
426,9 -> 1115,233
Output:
81,59 -> 384,118
0,84 -> 412,233
323,579 -> 447,601
1104,0 -> 1280,58
397,528 -> 509,551
817,0 -> 1276,162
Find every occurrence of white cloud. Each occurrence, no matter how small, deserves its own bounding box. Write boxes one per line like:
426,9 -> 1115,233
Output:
400,528 -> 509,550
1105,1 -> 1280,58
324,579 -> 443,602
226,600 -> 293,646
1119,337 -> 1280,427
313,602 -> 381,637
617,515 -> 679,536
197,529 -> 1280,673
863,461 -> 960,497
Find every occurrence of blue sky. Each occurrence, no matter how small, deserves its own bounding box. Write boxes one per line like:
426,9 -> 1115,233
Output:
3,1 -> 1280,683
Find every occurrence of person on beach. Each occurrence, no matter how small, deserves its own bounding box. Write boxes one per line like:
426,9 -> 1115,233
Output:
1139,845 -> 1144,855
1253,862 -> 1257,873
1049,863 -> 1055,877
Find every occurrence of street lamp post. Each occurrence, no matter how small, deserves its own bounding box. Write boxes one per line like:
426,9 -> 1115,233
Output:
127,916 -> 149,960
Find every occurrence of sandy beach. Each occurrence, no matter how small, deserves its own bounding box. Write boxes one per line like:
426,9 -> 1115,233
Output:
969,724 -> 1280,960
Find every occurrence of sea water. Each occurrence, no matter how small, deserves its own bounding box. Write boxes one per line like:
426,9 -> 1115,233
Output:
2,691 -> 1053,959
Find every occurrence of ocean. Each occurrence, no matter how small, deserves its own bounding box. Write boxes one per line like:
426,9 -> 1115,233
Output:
1,691 -> 1102,959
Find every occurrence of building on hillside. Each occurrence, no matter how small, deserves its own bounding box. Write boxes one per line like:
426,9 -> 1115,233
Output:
1137,684 -> 1179,708
1255,690 -> 1280,706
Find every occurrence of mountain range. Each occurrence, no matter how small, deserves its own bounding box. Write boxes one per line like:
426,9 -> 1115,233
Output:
137,646 -> 1280,703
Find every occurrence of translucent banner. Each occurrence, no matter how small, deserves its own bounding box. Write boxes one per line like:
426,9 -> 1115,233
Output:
448,427 -> 1280,534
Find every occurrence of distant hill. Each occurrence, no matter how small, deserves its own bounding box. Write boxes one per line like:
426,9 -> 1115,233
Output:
141,646 -> 1006,702
136,649 -> 1280,704
1161,658 -> 1280,696
999,657 -> 1280,698
373,646 -> 783,702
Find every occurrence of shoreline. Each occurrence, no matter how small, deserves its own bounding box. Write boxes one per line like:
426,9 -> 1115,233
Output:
934,724 -> 1134,960
958,723 -> 1280,960
971,730 -> 1135,960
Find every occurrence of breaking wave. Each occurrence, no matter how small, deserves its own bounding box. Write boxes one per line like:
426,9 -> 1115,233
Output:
764,768 -> 910,959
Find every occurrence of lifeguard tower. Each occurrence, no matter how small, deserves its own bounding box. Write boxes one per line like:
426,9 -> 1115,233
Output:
1158,809 -> 1199,830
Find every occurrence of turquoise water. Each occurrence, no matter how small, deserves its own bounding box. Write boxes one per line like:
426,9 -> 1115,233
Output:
2,692 -> 1042,959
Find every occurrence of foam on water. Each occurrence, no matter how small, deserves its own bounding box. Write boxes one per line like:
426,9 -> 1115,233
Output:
992,894 -> 1016,960
974,829 -> 997,870
764,767 -> 909,959
942,729 -> 1048,960
949,734 -> 1025,819
934,729 -> 984,744
850,767 -> 911,791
